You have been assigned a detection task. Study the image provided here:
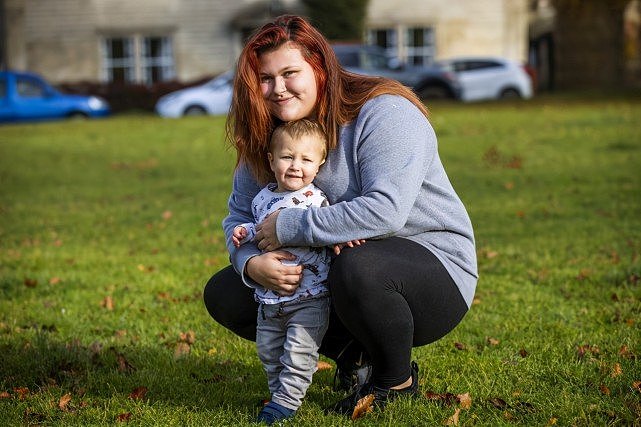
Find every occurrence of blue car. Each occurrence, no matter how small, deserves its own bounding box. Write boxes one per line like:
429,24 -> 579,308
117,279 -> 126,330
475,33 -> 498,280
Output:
0,70 -> 110,123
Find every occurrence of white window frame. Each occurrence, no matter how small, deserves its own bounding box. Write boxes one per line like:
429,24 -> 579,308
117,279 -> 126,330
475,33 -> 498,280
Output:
404,26 -> 435,66
101,35 -> 175,85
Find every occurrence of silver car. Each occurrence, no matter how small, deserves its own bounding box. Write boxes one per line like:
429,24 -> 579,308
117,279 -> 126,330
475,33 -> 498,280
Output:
155,71 -> 233,117
436,57 -> 533,102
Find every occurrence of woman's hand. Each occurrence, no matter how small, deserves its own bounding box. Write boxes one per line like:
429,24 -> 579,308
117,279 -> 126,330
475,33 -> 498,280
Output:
254,210 -> 281,252
245,250 -> 302,296
333,239 -> 366,255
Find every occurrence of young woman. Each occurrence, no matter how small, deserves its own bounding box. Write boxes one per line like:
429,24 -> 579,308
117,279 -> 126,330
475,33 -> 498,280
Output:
203,15 -> 478,418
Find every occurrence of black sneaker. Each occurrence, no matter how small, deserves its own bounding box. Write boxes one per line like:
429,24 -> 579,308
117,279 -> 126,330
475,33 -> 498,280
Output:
328,361 -> 419,416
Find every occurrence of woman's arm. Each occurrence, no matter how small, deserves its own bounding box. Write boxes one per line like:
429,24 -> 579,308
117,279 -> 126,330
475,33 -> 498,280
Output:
275,96 -> 436,247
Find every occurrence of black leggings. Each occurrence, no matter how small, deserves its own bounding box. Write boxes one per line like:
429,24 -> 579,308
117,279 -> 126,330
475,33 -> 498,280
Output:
203,237 -> 468,388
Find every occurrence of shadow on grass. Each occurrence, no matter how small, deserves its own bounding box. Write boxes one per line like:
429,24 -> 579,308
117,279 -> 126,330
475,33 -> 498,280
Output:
0,330 -> 277,416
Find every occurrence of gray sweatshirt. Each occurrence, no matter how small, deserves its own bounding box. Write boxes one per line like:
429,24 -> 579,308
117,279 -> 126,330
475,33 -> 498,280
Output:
223,95 -> 478,307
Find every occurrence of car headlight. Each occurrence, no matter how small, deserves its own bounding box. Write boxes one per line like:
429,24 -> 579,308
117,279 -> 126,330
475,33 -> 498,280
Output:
88,96 -> 108,110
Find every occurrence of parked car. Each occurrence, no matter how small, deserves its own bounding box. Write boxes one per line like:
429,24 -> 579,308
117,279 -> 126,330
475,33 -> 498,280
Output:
155,71 -> 234,118
435,57 -> 533,102
332,44 -> 461,100
0,70 -> 110,123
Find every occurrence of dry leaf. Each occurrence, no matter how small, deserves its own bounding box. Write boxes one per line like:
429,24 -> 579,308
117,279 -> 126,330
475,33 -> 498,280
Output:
58,393 -> 72,411
489,397 -> 507,409
162,210 -> 173,220
444,408 -> 461,425
24,278 -> 38,288
128,386 -> 148,400
117,353 -> 135,373
0,391 -> 10,399
116,412 -> 132,422
599,384 -> 610,395
174,342 -> 191,359
454,342 -> 466,351
457,392 -> 472,409
351,393 -> 375,420
49,277 -> 61,285
100,296 -> 114,311
13,387 -> 29,400
316,361 -> 332,371
487,337 -> 500,346
632,381 -> 640,392
179,330 -> 196,344
519,348 -> 528,358
547,418 -> 558,425
610,363 -> 623,378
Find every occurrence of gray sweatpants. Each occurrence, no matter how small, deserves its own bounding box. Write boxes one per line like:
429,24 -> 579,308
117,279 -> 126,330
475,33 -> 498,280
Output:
256,296 -> 330,411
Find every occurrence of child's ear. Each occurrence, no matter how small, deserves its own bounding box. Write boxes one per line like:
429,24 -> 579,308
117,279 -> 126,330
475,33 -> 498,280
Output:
267,152 -> 273,162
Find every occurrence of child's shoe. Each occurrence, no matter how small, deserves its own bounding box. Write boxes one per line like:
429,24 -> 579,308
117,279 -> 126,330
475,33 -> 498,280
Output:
256,401 -> 295,425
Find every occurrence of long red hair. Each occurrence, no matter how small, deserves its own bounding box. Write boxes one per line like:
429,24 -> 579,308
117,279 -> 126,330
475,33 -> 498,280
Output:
227,15 -> 429,184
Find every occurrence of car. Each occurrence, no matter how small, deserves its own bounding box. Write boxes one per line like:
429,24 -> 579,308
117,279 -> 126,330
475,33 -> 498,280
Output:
155,70 -> 234,118
332,44 -> 461,100
435,57 -> 533,102
0,70 -> 110,123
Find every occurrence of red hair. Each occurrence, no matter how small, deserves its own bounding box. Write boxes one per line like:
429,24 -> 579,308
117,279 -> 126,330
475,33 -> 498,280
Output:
228,15 -> 428,184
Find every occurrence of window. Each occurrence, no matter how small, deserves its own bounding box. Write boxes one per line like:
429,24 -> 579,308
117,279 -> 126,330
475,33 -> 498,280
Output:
17,77 -> 46,97
368,28 -> 398,57
102,36 -> 174,85
405,27 -> 435,66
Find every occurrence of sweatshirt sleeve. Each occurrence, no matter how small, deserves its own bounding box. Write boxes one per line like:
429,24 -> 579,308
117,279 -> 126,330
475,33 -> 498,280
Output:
277,95 -> 436,246
222,163 -> 263,288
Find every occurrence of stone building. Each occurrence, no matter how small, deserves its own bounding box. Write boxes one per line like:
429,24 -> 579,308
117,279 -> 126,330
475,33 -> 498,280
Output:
1,0 -> 529,85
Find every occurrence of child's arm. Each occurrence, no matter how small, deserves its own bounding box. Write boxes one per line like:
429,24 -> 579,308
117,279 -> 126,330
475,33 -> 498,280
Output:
233,223 -> 256,248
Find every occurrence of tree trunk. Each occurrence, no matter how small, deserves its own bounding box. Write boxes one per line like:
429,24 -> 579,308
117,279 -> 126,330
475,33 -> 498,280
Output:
552,0 -> 629,89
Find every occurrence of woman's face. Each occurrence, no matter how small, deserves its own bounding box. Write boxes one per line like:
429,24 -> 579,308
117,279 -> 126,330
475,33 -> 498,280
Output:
258,43 -> 318,122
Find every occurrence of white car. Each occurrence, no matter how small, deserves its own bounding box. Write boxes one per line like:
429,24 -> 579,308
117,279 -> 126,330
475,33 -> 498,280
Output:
436,57 -> 533,102
155,71 -> 233,117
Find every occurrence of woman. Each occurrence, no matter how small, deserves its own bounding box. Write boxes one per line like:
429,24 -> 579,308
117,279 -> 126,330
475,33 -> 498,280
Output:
203,15 -> 478,416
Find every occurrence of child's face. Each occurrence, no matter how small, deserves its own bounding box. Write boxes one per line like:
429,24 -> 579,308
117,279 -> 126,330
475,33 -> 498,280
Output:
268,133 -> 325,192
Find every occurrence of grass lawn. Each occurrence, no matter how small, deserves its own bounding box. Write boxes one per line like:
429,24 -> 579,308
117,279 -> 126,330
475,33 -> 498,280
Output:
1,95 -> 640,425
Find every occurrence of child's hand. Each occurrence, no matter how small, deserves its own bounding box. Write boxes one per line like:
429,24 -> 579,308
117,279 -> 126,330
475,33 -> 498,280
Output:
233,226 -> 248,248
333,239 -> 365,255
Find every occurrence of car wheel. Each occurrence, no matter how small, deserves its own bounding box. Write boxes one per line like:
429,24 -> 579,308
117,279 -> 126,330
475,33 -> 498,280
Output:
68,112 -> 88,120
417,85 -> 451,100
499,88 -> 521,100
183,105 -> 207,116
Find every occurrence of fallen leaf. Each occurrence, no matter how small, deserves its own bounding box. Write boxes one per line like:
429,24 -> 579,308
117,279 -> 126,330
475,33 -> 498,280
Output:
49,277 -> 61,285
457,392 -> 472,409
516,210 -> 526,218
207,348 -> 217,356
174,342 -> 191,359
576,269 -> 592,281
58,393 -> 72,411
100,296 -> 114,311
316,361 -> 332,371
425,391 -> 458,406
162,210 -> 173,220
13,387 -> 29,400
547,417 -> 558,425
487,337 -> 500,346
179,330 -> 196,344
632,381 -> 640,392
519,348 -> 529,358
444,408 -> 461,425
128,386 -> 148,400
599,384 -> 610,395
611,363 -> 623,378
0,391 -> 10,398
504,182 -> 514,190
351,393 -> 374,420
454,342 -> 466,351
116,412 -> 132,422
24,278 -> 38,288
116,353 -> 135,373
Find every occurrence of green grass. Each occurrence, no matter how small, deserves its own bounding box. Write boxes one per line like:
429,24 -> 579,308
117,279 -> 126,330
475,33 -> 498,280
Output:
1,95 -> 640,426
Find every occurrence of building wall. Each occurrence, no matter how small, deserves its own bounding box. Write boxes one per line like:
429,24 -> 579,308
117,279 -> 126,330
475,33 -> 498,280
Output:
367,0 -> 529,62
5,0 -> 529,84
